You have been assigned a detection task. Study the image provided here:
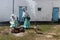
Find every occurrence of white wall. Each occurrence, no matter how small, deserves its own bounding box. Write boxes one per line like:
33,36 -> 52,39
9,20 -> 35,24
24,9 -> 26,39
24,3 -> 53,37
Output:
0,0 -> 60,22
14,0 -> 27,20
0,0 -> 13,22
14,0 -> 60,21
14,0 -> 36,21
14,0 -> 53,21
52,1 -> 60,19
35,1 -> 53,21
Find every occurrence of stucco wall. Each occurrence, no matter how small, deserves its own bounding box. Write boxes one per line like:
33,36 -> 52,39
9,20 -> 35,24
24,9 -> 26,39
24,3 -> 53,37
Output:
52,1 -> 60,19
0,0 -> 13,22
15,0 -> 53,21
0,0 -> 60,22
35,1 -> 53,21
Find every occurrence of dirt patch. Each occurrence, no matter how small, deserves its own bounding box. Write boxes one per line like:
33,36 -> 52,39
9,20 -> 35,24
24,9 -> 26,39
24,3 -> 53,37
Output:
12,30 -> 28,37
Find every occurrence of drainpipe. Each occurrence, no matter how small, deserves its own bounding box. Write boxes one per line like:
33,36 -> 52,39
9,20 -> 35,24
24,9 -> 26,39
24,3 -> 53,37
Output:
13,0 -> 14,14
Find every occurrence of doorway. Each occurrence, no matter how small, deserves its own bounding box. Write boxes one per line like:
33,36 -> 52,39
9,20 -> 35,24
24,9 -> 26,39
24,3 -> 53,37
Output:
52,7 -> 59,22
19,6 -> 27,22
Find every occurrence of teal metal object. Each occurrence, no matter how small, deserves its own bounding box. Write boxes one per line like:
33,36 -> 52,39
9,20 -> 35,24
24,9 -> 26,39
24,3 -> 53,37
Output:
52,7 -> 59,22
23,17 -> 30,28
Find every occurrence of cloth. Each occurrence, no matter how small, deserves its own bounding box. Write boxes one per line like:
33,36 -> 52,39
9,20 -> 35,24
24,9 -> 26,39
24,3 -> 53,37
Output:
10,21 -> 16,28
23,17 -> 30,28
10,14 -> 17,21
22,11 -> 29,18
10,14 -> 17,28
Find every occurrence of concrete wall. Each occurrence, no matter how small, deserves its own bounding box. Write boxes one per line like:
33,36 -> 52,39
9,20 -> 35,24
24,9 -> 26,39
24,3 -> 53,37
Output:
0,0 -> 60,22
35,1 -> 53,21
52,1 -> 60,19
0,0 -> 13,22
15,0 -> 53,21
15,0 -> 60,21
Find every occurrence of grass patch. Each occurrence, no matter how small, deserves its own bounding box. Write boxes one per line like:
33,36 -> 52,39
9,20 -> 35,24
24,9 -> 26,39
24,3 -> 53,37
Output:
0,26 -> 9,31
0,26 -> 36,40
39,25 -> 54,32
0,25 -> 56,40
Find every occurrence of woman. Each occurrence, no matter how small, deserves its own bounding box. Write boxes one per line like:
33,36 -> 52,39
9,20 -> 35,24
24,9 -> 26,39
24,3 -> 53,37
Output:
22,7 -> 30,28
